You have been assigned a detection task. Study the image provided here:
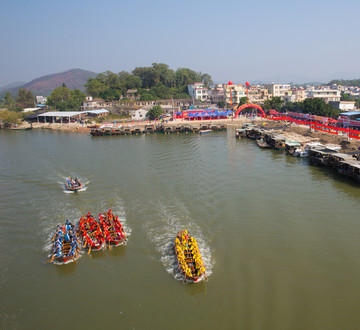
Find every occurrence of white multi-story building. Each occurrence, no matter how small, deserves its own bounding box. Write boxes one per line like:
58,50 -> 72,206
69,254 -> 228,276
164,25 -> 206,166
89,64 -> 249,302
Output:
188,83 -> 209,101
306,87 -> 341,102
268,84 -> 291,98
329,101 -> 356,111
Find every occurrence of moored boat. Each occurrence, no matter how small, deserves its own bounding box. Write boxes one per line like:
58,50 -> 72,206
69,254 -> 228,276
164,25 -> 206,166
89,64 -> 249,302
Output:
78,213 -> 105,253
174,230 -> 206,283
99,210 -> 127,248
199,129 -> 212,134
65,177 -> 82,191
47,220 -> 80,264
256,138 -> 271,148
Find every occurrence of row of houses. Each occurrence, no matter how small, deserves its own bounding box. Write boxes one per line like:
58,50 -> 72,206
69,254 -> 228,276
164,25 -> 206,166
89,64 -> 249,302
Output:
188,82 -> 358,111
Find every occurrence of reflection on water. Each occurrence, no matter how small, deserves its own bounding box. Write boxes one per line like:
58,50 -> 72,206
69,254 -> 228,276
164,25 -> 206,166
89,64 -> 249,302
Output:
1,130 -> 360,330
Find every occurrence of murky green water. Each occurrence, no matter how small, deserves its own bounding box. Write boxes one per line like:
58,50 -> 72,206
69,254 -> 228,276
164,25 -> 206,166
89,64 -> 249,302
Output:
1,129 -> 360,330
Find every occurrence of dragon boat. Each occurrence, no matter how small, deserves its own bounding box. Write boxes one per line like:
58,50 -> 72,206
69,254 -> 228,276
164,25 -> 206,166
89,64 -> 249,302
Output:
47,220 -> 80,264
99,209 -> 127,249
78,213 -> 105,253
65,177 -> 82,192
174,230 -> 207,283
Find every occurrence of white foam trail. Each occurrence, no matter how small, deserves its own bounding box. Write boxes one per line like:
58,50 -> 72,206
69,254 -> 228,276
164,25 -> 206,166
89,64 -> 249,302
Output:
145,198 -> 213,282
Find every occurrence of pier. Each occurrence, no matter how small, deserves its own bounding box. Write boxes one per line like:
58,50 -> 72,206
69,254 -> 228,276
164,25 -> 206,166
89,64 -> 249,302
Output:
90,123 -> 226,136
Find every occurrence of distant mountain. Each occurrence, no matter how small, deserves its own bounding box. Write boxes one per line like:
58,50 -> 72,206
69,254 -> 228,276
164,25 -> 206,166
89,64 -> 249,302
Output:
3,69 -> 98,97
0,81 -> 25,92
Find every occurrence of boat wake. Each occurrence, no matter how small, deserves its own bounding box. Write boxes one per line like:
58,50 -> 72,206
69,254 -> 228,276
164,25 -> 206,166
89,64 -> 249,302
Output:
42,196 -> 130,263
144,199 -> 213,282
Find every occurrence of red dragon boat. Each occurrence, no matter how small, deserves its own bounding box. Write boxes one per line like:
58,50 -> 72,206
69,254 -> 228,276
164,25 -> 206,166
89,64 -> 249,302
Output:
174,230 -> 206,283
99,209 -> 127,249
78,213 -> 105,253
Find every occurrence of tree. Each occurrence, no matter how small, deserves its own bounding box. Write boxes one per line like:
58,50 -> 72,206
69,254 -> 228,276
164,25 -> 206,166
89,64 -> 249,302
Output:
85,78 -> 107,97
356,98 -> 360,109
282,101 -> 304,113
140,93 -> 157,101
69,89 -> 86,110
0,110 -> 22,124
175,68 -> 202,88
218,101 -> 225,108
4,92 -> 15,108
239,97 -> 248,106
132,66 -> 158,89
263,96 -> 284,111
47,86 -> 86,111
16,88 -> 35,108
341,93 -> 355,101
303,98 -> 339,117
147,105 -> 163,120
201,73 -> 213,88
47,87 -> 70,106
149,83 -> 172,99
100,88 -> 120,102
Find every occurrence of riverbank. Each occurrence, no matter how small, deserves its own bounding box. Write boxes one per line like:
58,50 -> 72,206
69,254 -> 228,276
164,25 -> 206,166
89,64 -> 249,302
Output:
8,117 -> 360,151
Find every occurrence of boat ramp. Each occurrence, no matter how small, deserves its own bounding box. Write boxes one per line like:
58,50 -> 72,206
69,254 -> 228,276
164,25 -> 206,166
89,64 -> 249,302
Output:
90,124 -> 226,136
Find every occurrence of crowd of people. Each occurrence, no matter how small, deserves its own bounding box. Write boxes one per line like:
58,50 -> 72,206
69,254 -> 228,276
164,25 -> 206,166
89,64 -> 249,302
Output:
175,230 -> 206,280
47,220 -> 80,263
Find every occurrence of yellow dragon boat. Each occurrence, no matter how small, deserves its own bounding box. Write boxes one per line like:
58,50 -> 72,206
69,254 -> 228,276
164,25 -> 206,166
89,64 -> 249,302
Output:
174,230 -> 206,283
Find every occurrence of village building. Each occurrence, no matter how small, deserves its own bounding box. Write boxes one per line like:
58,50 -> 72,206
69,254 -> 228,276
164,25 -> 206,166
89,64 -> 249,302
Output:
208,84 -> 225,104
267,84 -> 291,98
125,89 -> 139,100
188,82 -> 209,101
247,86 -> 270,104
129,108 -> 149,120
224,84 -> 246,106
306,86 -> 341,102
329,101 -> 356,111
25,109 -> 109,123
283,89 -> 306,102
36,96 -> 47,104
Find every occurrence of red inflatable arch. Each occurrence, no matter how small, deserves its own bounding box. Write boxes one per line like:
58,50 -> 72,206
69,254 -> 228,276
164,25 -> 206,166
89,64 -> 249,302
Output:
234,104 -> 265,118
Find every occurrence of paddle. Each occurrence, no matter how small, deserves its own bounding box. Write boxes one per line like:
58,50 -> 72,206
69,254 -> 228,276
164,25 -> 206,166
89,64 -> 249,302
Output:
46,256 -> 54,263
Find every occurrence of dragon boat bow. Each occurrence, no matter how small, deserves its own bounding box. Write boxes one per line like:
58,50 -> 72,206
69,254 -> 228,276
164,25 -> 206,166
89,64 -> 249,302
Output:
174,230 -> 206,283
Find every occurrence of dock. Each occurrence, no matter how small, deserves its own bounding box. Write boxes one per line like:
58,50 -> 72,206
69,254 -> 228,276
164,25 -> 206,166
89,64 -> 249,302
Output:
90,124 -> 226,136
237,124 -> 360,183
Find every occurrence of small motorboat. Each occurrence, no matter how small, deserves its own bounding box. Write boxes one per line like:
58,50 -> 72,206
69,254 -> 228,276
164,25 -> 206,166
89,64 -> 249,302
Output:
199,129 -> 212,134
65,177 -> 82,191
47,220 -> 80,264
78,213 -> 105,253
99,210 -> 127,249
174,230 -> 206,283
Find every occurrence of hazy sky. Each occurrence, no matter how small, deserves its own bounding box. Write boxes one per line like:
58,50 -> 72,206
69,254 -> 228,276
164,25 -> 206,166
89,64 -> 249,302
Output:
1,0 -> 359,86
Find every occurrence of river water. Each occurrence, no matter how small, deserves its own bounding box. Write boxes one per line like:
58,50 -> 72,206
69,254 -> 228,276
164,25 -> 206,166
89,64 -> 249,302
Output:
1,129 -> 360,329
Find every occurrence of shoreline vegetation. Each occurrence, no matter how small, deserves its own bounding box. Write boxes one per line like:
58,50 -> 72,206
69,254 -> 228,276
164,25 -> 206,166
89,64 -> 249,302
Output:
6,117 -> 360,152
